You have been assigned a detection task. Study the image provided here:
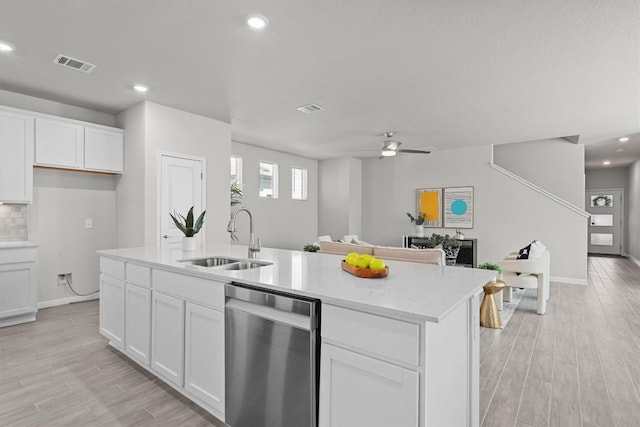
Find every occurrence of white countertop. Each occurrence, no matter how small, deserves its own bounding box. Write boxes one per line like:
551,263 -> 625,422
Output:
98,244 -> 496,323
0,241 -> 38,248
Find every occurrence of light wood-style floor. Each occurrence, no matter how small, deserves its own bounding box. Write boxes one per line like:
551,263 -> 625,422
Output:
0,300 -> 225,426
480,256 -> 640,427
1,256 -> 638,426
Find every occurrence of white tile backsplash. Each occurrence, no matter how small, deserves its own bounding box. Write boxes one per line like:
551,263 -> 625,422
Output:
0,204 -> 28,241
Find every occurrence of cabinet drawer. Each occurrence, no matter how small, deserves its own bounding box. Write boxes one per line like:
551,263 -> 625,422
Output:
322,304 -> 419,367
126,263 -> 151,288
100,257 -> 125,280
153,269 -> 224,309
0,247 -> 37,264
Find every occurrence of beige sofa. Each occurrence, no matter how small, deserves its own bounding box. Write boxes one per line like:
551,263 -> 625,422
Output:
318,241 -> 445,266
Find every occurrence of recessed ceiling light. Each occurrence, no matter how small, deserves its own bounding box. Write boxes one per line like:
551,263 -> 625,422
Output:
619,137 -> 629,142
0,41 -> 15,52
246,14 -> 268,30
603,161 -> 611,165
616,148 -> 625,152
133,84 -> 149,93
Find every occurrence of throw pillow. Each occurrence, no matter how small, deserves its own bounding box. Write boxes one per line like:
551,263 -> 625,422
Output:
517,243 -> 532,259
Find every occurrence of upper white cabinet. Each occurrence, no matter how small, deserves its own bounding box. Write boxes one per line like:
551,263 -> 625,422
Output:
35,117 -> 84,168
84,126 -> 124,173
0,109 -> 34,203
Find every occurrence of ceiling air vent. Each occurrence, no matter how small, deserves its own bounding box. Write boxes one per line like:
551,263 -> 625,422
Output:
53,54 -> 96,73
296,103 -> 324,114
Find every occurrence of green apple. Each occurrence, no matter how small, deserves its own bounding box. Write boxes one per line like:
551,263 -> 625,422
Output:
345,252 -> 360,266
369,257 -> 386,270
356,255 -> 370,269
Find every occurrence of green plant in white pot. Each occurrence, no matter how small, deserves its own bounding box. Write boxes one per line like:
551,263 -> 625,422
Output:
406,212 -> 426,237
169,206 -> 206,251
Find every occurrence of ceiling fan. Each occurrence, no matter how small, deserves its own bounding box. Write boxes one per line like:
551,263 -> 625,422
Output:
379,132 -> 432,158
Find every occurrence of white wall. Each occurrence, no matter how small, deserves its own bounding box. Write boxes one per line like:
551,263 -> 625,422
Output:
115,102 -> 146,248
494,138 -> 585,206
585,167 -> 629,254
628,159 -> 640,262
318,157 -> 362,240
116,102 -> 231,248
144,102 -> 230,246
0,90 -> 119,305
361,145 -> 588,282
231,142 -> 318,250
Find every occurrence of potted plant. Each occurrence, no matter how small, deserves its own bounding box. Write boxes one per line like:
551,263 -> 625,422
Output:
422,233 -> 462,265
230,182 -> 243,206
169,206 -> 206,251
303,243 -> 320,252
406,212 -> 426,237
478,262 -> 503,282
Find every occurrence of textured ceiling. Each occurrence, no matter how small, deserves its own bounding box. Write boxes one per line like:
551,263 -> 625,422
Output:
1,0 -> 638,168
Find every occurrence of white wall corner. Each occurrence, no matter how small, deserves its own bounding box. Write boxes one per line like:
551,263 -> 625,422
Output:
626,255 -> 640,268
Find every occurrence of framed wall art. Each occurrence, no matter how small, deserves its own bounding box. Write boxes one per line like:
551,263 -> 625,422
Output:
416,188 -> 442,227
443,186 -> 474,228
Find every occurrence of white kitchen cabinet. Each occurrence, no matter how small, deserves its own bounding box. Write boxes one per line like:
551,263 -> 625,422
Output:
185,302 -> 225,414
320,344 -> 419,427
0,109 -> 33,203
84,126 -> 124,173
125,282 -> 151,365
99,274 -> 125,349
0,245 -> 38,327
151,291 -> 185,386
35,117 -> 84,168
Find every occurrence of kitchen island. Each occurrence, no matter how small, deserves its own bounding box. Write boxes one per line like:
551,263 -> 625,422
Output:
98,244 -> 495,427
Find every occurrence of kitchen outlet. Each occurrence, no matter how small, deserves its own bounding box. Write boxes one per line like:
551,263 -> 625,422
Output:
57,273 -> 72,286
84,218 -> 93,229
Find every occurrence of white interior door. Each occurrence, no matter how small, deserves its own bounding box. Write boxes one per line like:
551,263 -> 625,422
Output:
159,153 -> 205,248
585,189 -> 622,255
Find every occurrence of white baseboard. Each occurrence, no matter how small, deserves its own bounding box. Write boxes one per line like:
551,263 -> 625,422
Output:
626,255 -> 640,268
38,293 -> 99,309
550,276 -> 588,286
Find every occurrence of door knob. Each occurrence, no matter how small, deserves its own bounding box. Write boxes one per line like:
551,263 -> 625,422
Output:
162,234 -> 168,239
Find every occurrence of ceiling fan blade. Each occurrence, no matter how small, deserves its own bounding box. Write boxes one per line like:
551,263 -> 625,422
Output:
397,149 -> 431,154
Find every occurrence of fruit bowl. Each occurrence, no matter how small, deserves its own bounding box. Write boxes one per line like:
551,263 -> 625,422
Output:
341,260 -> 389,278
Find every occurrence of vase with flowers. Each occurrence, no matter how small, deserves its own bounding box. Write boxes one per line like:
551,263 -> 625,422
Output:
406,212 -> 426,237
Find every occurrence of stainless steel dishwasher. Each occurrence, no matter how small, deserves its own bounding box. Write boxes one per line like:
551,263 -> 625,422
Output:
225,283 -> 320,427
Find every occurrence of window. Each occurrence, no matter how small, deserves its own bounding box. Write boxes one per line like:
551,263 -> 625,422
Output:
230,155 -> 243,185
259,161 -> 278,198
291,167 -> 308,200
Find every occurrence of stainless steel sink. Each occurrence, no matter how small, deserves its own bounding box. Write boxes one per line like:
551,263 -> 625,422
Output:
179,257 -> 272,270
179,257 -> 239,267
219,261 -> 272,270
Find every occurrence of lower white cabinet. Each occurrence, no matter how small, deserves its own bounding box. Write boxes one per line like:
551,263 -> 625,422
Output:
0,246 -> 38,326
151,291 -> 185,386
99,274 -> 125,349
185,302 -> 225,414
320,343 -> 419,427
125,283 -> 151,365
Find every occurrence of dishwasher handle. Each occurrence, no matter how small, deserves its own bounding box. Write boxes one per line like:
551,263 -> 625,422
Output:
226,298 -> 315,331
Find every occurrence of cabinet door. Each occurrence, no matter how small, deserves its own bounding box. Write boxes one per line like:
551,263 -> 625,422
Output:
84,126 -> 123,173
0,110 -> 33,203
151,292 -> 185,386
125,283 -> 151,365
185,302 -> 224,414
319,343 -> 419,427
99,274 -> 125,350
0,261 -> 37,319
34,117 -> 84,168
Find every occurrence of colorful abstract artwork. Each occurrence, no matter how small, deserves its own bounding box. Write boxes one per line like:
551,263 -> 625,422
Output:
416,188 -> 442,227
444,186 -> 474,228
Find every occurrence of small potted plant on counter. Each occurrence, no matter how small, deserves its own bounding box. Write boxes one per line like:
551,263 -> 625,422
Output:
169,206 -> 206,251
406,212 -> 426,237
478,262 -> 503,282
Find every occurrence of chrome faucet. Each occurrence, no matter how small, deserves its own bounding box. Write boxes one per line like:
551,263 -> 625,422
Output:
227,208 -> 261,259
